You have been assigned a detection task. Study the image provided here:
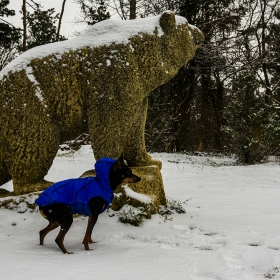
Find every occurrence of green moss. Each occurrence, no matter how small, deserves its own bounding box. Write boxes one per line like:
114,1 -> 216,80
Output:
117,205 -> 146,226
159,198 -> 186,215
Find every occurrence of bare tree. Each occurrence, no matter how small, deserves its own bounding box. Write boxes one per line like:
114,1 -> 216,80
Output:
0,0 -> 21,70
108,0 -> 146,20
140,0 -> 180,17
74,0 -> 110,27
236,0 -> 280,105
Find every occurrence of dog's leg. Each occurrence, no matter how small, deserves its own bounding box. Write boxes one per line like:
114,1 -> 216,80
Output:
55,208 -> 73,254
39,204 -> 73,253
55,222 -> 73,254
83,196 -> 106,249
39,221 -> 59,245
82,213 -> 99,250
88,222 -> 95,244
9,121 -> 60,195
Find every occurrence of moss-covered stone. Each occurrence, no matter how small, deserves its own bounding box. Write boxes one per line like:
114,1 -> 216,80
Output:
111,165 -> 165,217
0,11 -> 203,195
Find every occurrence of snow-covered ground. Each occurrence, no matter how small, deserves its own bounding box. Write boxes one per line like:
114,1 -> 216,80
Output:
1,146 -> 280,280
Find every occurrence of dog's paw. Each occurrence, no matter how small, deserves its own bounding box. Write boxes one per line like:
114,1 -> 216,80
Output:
66,251 -> 73,254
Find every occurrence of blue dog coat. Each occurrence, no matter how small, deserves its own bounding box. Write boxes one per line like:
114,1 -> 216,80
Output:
35,157 -> 115,216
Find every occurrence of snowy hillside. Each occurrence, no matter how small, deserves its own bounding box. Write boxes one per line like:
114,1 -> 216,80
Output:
1,146 -> 280,280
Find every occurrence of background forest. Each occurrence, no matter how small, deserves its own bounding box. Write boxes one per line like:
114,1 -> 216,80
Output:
1,0 -> 280,164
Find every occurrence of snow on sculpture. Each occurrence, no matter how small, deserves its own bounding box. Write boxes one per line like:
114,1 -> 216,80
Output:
0,11 -> 203,214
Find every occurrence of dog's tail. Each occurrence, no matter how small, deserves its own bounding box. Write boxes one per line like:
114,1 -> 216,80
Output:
79,169 -> 96,178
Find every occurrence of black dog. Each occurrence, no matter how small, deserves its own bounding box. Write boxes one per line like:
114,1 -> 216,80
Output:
36,154 -> 140,254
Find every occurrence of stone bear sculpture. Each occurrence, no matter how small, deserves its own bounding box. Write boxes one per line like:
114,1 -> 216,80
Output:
0,11 -> 203,195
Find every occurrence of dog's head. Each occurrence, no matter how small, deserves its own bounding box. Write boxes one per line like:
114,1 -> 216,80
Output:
110,154 -> 141,190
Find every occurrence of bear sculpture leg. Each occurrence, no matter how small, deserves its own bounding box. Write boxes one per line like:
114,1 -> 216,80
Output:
87,100 -> 139,162
4,123 -> 60,195
124,97 -> 162,169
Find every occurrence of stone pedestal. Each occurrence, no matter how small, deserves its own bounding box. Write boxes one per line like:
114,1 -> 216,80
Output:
111,165 -> 166,218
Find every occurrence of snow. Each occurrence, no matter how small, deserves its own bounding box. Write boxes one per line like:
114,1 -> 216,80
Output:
0,13 -> 188,80
25,66 -> 45,102
1,145 -> 280,279
123,185 -> 152,204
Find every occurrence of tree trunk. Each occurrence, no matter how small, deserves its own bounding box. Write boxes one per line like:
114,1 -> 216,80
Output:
213,79 -> 224,151
129,0 -> 136,19
57,0 -> 67,41
22,0 -> 27,52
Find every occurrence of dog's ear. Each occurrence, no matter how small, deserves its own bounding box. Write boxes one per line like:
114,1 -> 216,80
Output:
113,154 -> 124,172
119,153 -> 124,163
